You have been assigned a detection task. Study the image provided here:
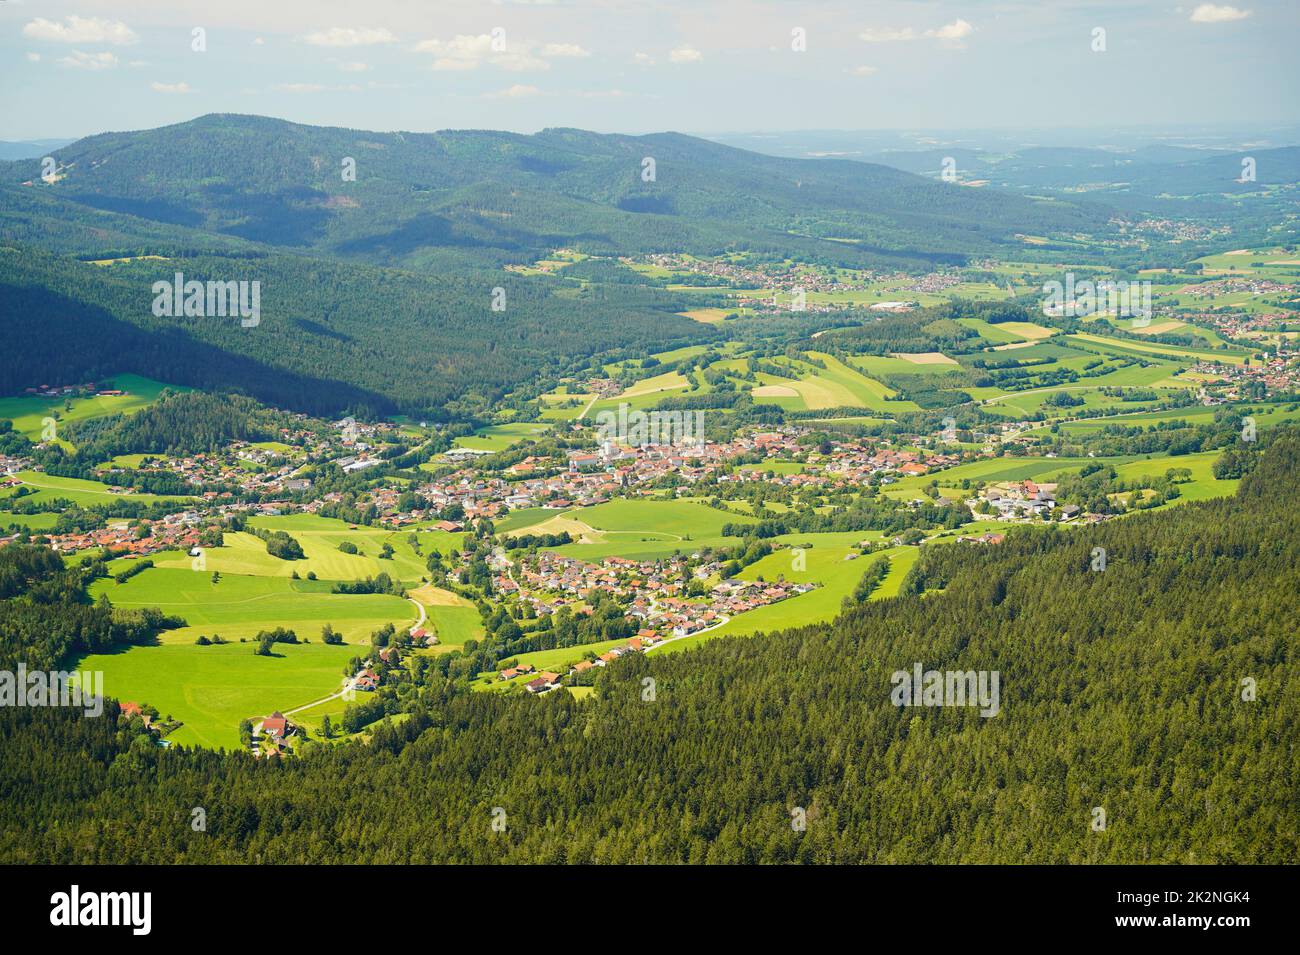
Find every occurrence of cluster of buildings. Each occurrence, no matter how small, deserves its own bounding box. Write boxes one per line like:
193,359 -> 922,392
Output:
20,382 -> 125,400
1179,277 -> 1296,300
975,480 -> 1080,522
506,637 -> 663,694
1193,352 -> 1300,399
43,518 -> 202,558
1125,218 -> 1223,242
504,550 -> 813,640
251,710 -> 297,758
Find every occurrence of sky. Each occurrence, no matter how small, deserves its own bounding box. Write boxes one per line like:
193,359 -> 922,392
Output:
1,0 -> 1297,141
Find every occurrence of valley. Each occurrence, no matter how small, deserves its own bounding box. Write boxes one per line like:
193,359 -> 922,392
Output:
3,233 -> 1294,750
0,101 -> 1296,873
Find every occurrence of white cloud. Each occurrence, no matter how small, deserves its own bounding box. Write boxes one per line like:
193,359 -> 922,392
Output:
1190,4 -> 1251,23
669,47 -> 703,63
276,83 -> 327,93
252,37 -> 265,46
848,65 -> 879,76
58,50 -> 119,70
860,19 -> 973,47
302,28 -> 396,48
151,81 -> 193,94
541,43 -> 590,58
416,35 -> 548,72
860,27 -> 916,43
23,16 -> 137,45
487,84 -> 541,98
928,19 -> 974,42
26,53 -> 41,63
633,52 -> 655,66
338,61 -> 370,72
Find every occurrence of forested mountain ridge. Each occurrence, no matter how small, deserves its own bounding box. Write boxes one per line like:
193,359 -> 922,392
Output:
1,113 -> 1111,270
0,114 -> 1128,419
0,242 -> 714,419
2,430 -> 1295,864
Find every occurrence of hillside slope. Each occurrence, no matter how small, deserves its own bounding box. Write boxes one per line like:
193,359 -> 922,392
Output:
2,430 -> 1296,863
1,114 -> 1110,270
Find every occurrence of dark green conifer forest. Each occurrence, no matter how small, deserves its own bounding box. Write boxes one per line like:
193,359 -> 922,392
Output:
2,431 -> 1295,864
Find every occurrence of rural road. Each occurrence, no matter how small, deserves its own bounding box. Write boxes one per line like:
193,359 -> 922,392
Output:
577,392 -> 602,420
407,596 -> 427,631
283,676 -> 358,717
277,597 -> 424,722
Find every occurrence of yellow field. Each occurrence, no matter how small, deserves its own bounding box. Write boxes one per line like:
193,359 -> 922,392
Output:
1130,320 -> 1185,335
996,321 -> 1055,340
619,371 -> 689,399
88,255 -> 170,266
786,376 -> 848,410
677,308 -> 730,324
753,384 -> 799,397
891,352 -> 959,365
513,514 -> 601,542
408,584 -> 475,609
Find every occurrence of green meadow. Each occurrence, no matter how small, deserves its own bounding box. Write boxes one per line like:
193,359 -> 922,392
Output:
543,498 -> 755,561
408,584 -> 485,649
1067,333 -> 1250,366
1110,451 -> 1239,504
90,566 -> 415,644
453,421 -> 553,451
4,471 -> 195,508
147,513 -> 461,584
877,456 -> 1115,500
0,374 -> 180,448
78,640 -> 358,749
473,638 -> 630,692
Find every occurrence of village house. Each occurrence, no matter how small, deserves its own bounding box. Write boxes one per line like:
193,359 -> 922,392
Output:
525,672 -> 560,693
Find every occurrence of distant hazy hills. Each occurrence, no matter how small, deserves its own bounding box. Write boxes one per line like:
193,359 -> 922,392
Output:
0,113 -> 1107,270
4,113 -> 1250,420
833,143 -> 1300,199
0,139 -> 75,162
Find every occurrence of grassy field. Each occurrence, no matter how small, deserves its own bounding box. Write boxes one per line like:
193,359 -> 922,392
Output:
847,354 -> 965,379
80,561 -> 419,749
453,422 -> 553,452
1110,451 -> 1239,504
90,566 -> 415,644
876,456 -> 1115,501
147,514 -> 458,584
4,470 -> 195,508
0,374 -> 179,446
806,352 -> 921,412
541,498 -> 754,560
0,511 -> 59,530
409,583 -> 484,649
495,507 -> 562,533
747,353 -> 921,413
78,640 -> 358,749
1067,332 -> 1250,366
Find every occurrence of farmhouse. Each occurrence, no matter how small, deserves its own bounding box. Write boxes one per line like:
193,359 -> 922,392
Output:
525,672 -> 559,693
260,711 -> 293,739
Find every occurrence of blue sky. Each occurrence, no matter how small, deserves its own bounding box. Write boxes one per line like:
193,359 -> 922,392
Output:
1,0 -> 1296,140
